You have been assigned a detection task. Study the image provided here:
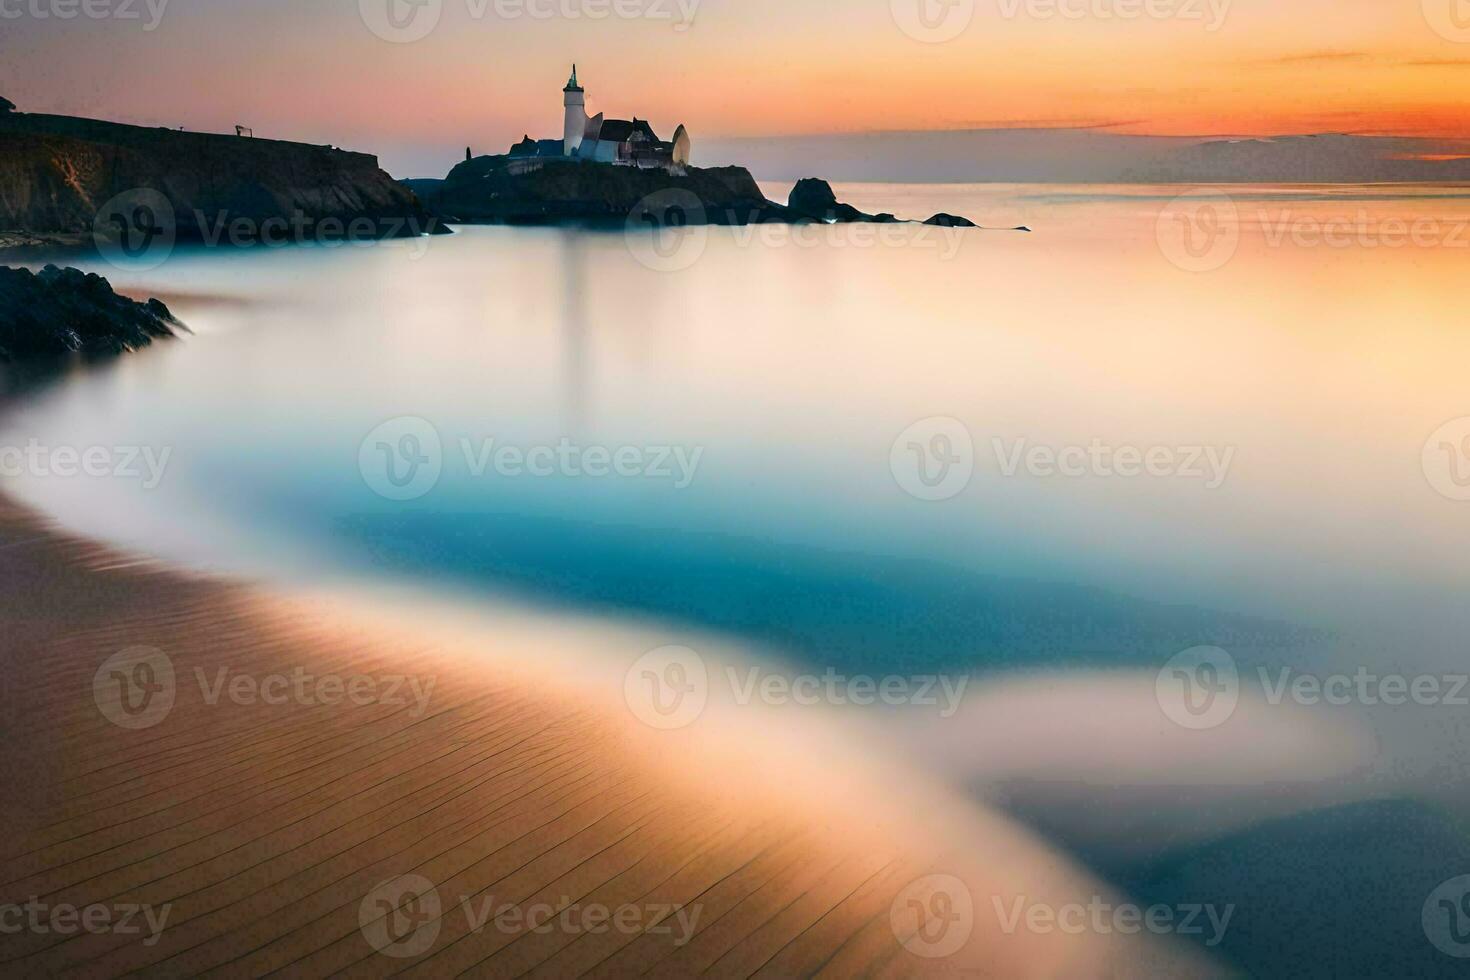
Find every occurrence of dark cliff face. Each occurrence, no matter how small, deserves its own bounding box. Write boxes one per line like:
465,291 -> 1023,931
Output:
416,156 -> 790,225
409,158 -> 984,229
0,264 -> 181,363
0,113 -> 440,242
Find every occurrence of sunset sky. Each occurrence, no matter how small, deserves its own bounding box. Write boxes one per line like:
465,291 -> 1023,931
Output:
4,0 -> 1469,175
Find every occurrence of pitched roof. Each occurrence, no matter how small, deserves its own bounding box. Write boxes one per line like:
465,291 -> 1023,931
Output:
594,118 -> 659,143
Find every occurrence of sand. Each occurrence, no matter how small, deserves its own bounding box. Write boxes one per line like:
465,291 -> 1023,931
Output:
0,493 -> 1217,978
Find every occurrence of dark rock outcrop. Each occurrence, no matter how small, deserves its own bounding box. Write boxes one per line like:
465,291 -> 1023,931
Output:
413,155 -> 790,225
788,178 -> 983,228
787,177 -> 876,223
0,264 -> 182,362
0,97 -> 14,114
923,213 -> 977,227
410,162 -> 984,229
0,112 -> 442,243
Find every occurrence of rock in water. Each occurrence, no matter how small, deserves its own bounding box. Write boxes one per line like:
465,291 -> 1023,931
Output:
789,178 -> 982,227
787,178 -> 877,223
0,264 -> 182,362
923,213 -> 978,227
787,178 -> 840,215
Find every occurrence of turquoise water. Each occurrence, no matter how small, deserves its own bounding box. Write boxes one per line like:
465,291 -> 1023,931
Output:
10,186 -> 1470,953
8,183 -> 1469,669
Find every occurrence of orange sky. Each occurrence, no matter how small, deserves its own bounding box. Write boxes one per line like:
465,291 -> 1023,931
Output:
3,0 -> 1468,169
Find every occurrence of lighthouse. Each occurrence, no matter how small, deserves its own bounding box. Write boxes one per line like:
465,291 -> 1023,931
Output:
563,64 -> 586,156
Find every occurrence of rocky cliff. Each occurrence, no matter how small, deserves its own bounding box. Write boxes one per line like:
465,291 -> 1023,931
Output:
0,264 -> 182,362
411,156 -> 790,225
0,111 -> 440,242
409,159 -> 984,229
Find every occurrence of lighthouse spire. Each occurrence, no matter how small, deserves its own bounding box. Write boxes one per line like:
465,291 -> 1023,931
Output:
565,64 -> 582,92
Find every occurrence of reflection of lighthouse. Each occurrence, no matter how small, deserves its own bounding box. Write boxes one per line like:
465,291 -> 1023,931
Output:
558,228 -> 589,434
563,64 -> 585,156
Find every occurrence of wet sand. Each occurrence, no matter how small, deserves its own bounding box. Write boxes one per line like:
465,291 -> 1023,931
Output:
0,493 -> 1215,977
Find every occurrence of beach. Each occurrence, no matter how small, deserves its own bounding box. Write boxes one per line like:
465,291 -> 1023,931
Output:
0,488 -> 1214,976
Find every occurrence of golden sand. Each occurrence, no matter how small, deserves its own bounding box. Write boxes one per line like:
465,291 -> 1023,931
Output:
0,495 -> 1215,977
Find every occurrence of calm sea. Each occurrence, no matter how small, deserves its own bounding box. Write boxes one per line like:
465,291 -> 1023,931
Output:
7,183 -> 1470,862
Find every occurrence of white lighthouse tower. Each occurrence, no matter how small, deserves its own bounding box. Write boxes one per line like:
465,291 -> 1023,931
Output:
562,64 -> 586,156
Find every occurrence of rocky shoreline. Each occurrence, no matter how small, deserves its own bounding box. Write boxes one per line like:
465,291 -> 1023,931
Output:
0,264 -> 182,365
405,156 -> 1003,229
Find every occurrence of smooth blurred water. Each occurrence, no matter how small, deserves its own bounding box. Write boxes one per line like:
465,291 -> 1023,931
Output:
6,183 -> 1470,676
10,184 -> 1470,973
